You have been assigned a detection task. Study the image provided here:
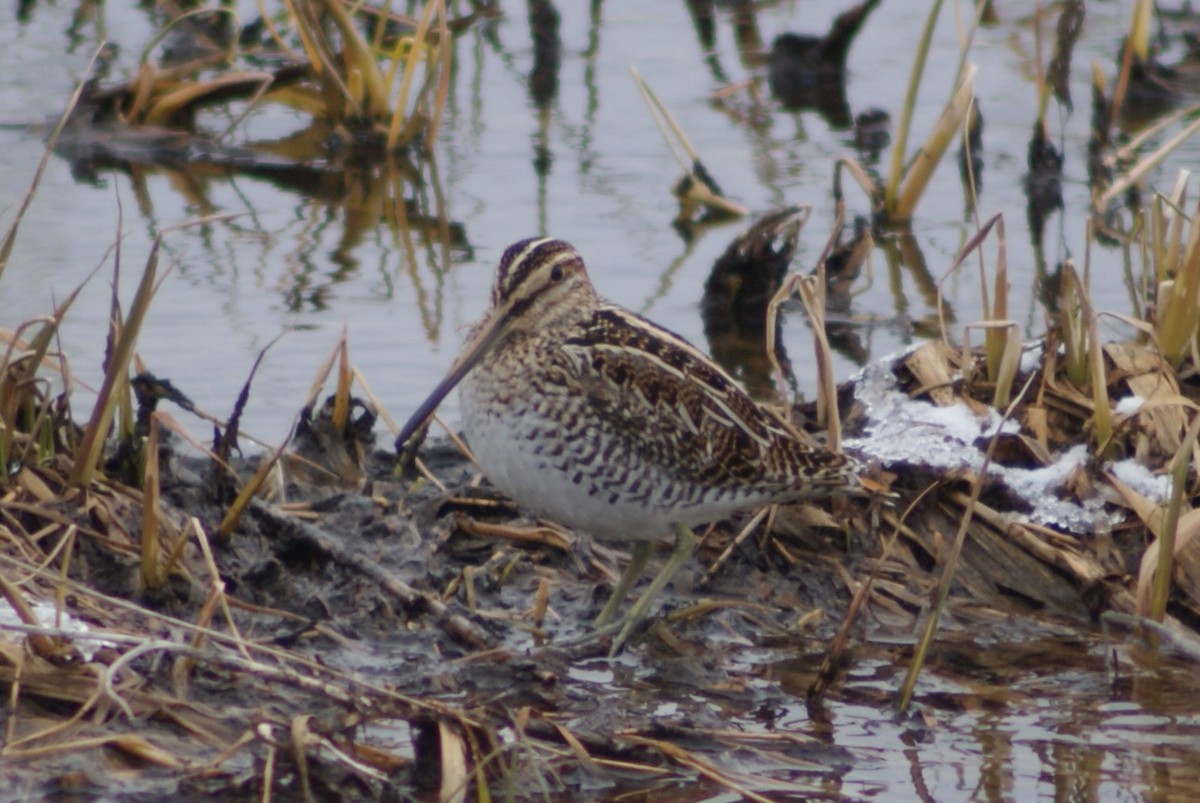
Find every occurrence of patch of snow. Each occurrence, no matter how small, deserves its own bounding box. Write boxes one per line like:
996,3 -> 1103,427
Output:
845,353 -> 1115,535
1003,444 -> 1108,532
1019,342 -> 1045,374
845,358 -> 991,472
0,599 -> 109,661
845,356 -> 1014,471
1114,395 -> 1145,416
1108,459 -> 1170,502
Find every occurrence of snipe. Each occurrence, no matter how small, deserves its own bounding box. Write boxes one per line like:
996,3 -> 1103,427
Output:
396,238 -> 860,653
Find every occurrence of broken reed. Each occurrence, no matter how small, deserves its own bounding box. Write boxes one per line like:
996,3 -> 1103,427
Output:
291,0 -> 453,150
898,167 -> 1200,704
1147,171 -> 1200,367
6,0 -> 1200,732
218,328 -> 361,540
119,0 -> 453,152
1130,169 -> 1200,623
2,0 -> 464,579
876,0 -> 979,223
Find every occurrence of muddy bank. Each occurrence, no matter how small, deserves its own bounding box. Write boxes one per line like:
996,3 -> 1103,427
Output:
5,341 -> 1200,799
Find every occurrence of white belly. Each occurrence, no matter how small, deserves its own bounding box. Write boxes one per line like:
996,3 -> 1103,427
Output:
460,374 -> 736,542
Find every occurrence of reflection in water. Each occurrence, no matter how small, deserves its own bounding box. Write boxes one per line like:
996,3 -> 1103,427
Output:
823,217 -> 872,366
581,0 -> 602,145
528,3 -> 559,170
701,208 -> 805,398
768,633 -> 1200,800
53,51 -> 471,330
766,0 -> 882,129
9,5 -> 1200,795
882,230 -> 946,341
1117,42 -> 1197,129
727,0 -> 765,71
683,0 -> 768,82
701,210 -> 881,391
769,33 -> 851,128
958,99 -> 984,199
853,107 -> 891,163
682,0 -> 726,84
528,0 -> 561,112
528,0 -> 561,234
1024,122 -> 1064,250
1035,260 -> 1065,317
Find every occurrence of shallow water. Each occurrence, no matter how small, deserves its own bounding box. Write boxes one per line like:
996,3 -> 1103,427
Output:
3,1 -> 1200,798
4,2 -> 1195,444
326,612 -> 1200,800
786,636 -> 1200,800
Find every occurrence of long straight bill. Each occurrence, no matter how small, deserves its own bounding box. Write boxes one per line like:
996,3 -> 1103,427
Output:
394,312 -> 510,450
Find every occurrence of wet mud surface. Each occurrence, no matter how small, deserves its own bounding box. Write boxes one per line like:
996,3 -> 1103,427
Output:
5,2 -> 1200,799
8,359 -> 1199,800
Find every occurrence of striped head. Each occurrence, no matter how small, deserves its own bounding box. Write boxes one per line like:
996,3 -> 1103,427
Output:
394,237 -> 595,450
489,238 -> 596,332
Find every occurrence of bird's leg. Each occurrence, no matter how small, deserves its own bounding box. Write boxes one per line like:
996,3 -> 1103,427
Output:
557,542 -> 652,649
594,541 -> 653,629
607,524 -> 697,656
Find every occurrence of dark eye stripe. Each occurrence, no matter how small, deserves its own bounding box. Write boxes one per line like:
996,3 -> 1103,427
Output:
493,238 -> 581,302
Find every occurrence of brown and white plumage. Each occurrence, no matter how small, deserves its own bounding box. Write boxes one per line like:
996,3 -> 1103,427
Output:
396,237 -> 860,650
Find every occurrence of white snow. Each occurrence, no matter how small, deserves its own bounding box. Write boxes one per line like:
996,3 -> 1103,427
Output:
0,598 -> 109,661
1108,458 -> 1170,502
845,349 -> 1122,534
1019,342 -> 1045,374
1114,395 -> 1146,416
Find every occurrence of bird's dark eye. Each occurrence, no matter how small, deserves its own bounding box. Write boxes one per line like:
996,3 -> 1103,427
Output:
550,265 -> 564,281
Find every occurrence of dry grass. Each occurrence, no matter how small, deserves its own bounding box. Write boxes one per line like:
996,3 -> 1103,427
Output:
5,1 -> 1200,797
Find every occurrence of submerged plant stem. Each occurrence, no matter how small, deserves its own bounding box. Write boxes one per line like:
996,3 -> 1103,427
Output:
885,0 -> 945,215
897,372 -> 1037,714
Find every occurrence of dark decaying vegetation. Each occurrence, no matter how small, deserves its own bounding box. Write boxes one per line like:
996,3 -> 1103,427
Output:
4,0 -> 1200,799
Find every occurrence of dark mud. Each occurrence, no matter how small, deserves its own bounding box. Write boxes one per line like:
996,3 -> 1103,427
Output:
5,370 -> 1200,799
3,429 -> 880,798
